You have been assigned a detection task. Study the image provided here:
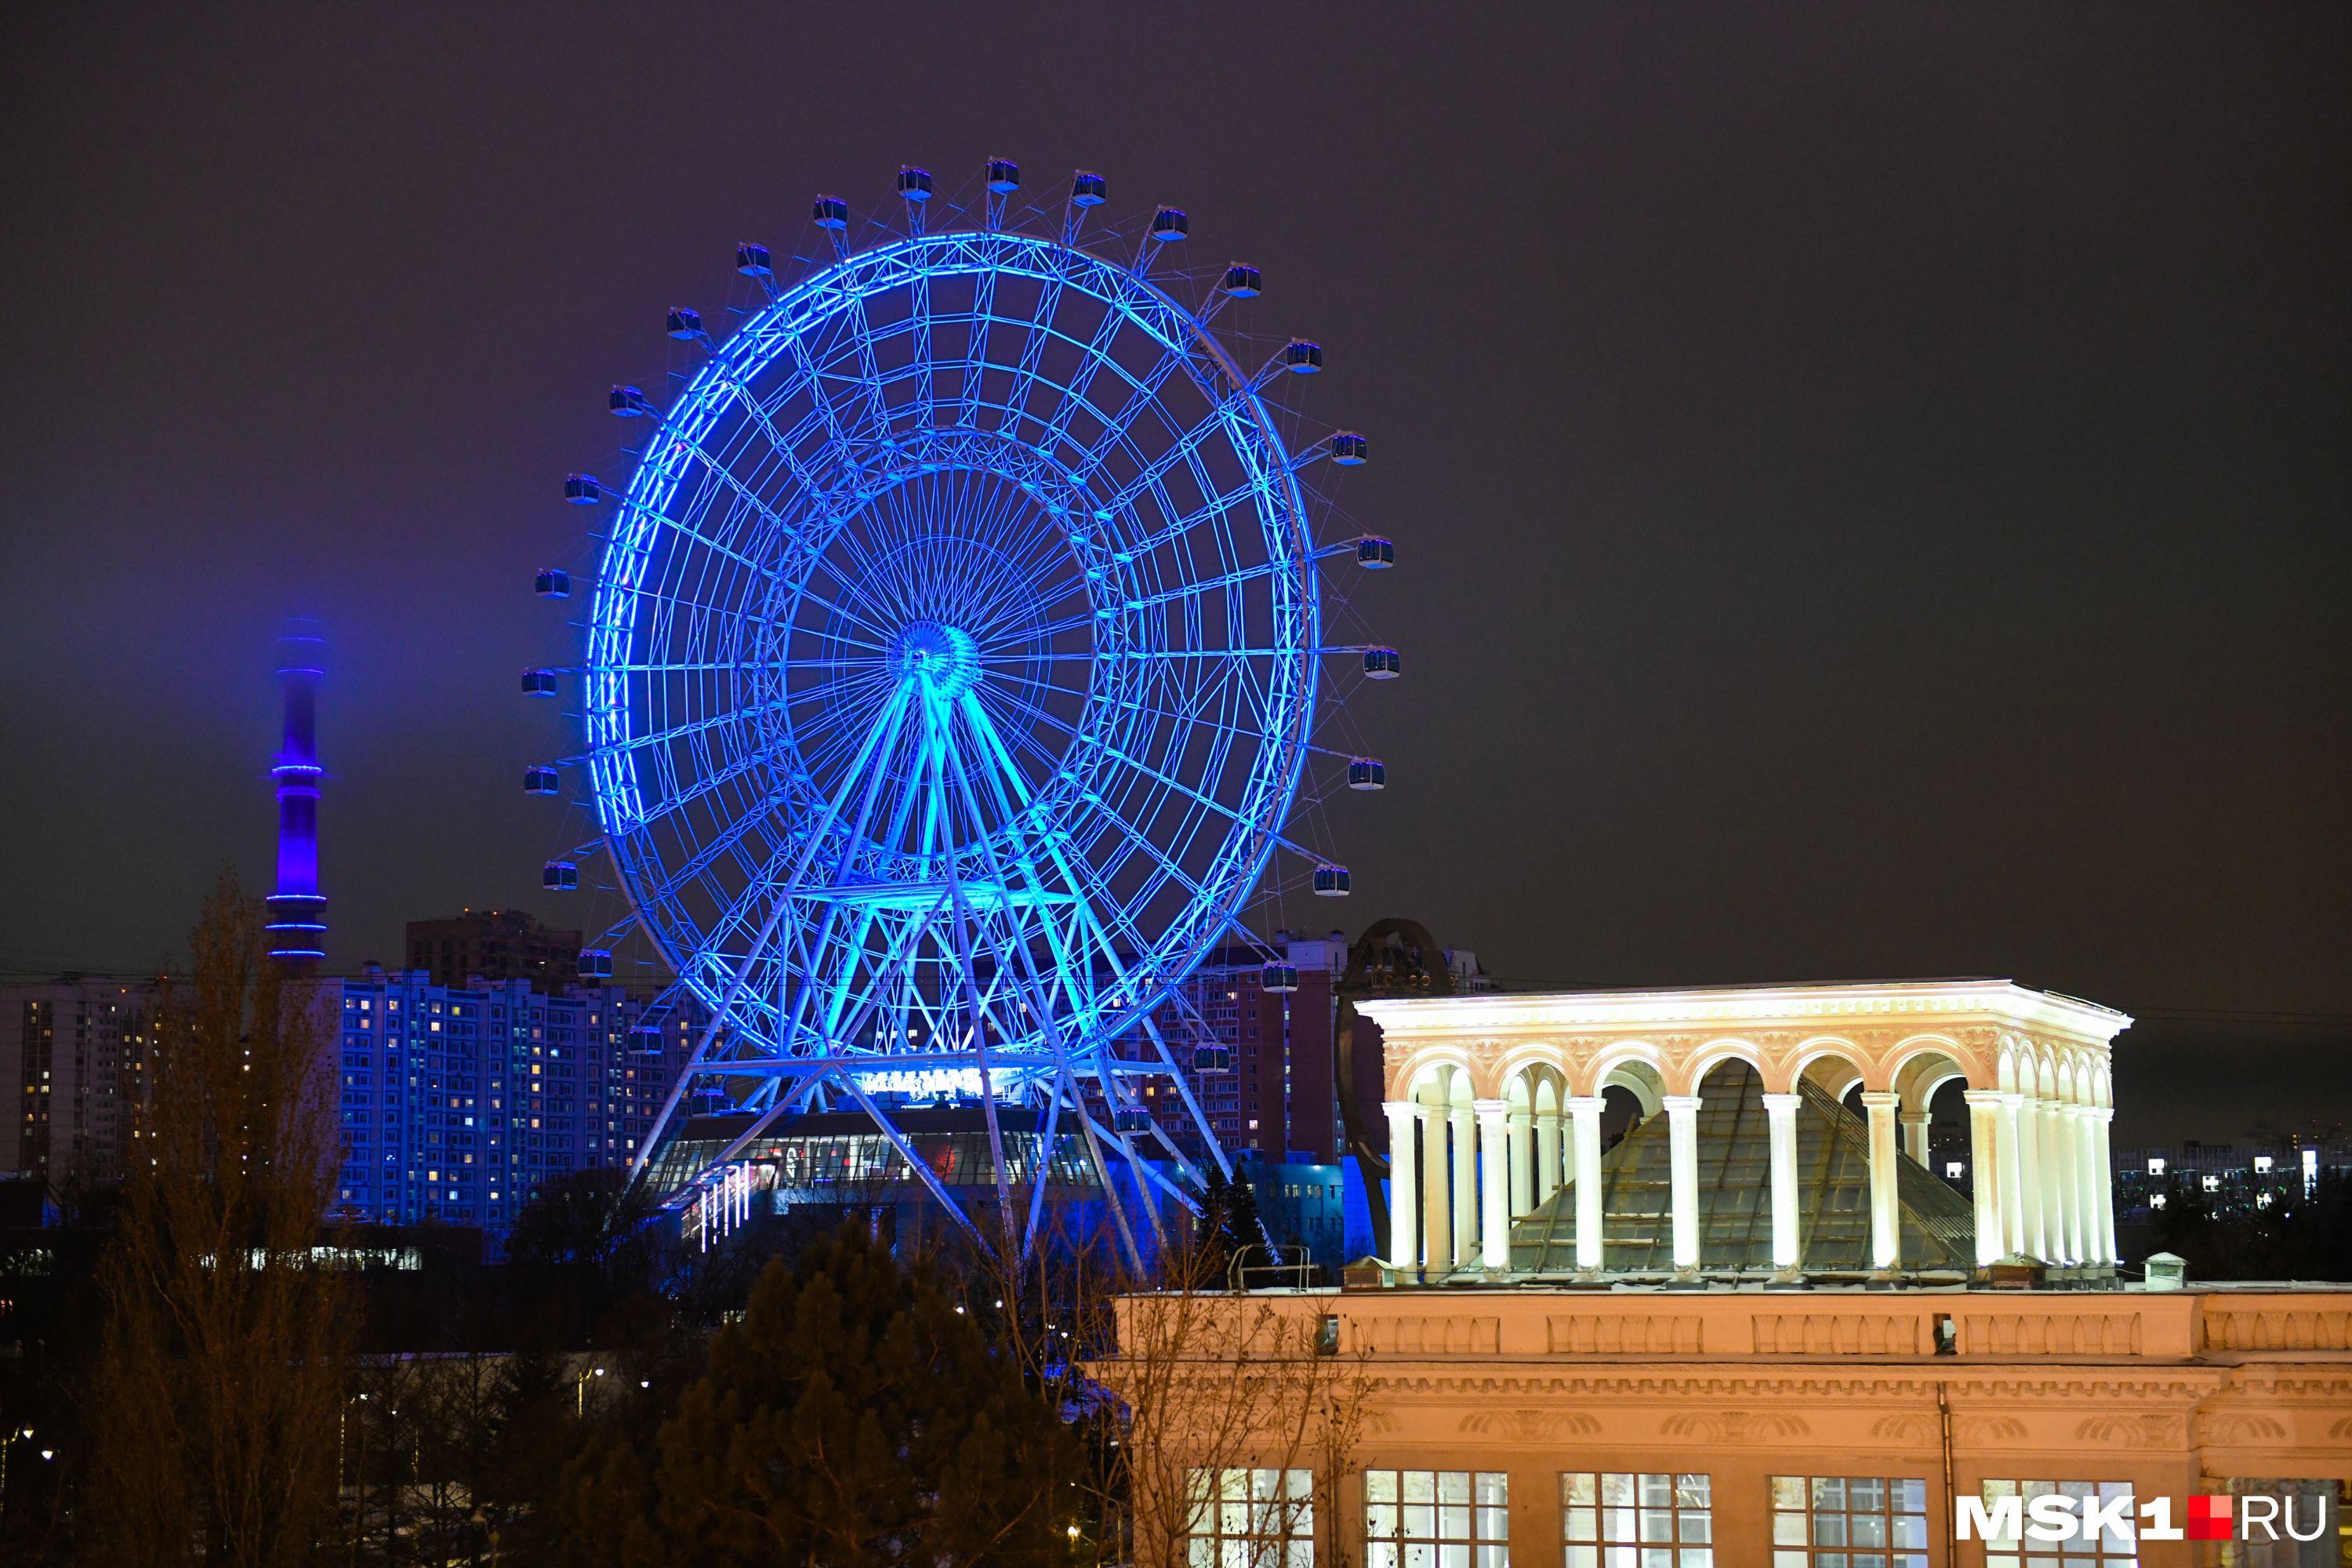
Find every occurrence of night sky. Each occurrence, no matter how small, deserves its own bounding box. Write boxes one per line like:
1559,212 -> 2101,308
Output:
3,6 -> 2344,1147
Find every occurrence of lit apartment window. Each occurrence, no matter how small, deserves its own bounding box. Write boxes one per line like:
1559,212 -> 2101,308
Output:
1366,1469 -> 1505,1568
1976,1481 -> 2134,1568
1563,1474 -> 1710,1568
1769,1477 -> 1929,1568
1187,1468 -> 1314,1568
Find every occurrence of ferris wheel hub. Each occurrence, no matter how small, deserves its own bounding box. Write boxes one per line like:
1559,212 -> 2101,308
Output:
891,619 -> 981,700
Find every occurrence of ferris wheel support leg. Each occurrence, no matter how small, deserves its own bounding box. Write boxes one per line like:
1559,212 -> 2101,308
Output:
630,685 -> 916,1186
1022,1079 -> 1069,1262
712,1073 -> 827,1167
832,1068 -> 989,1247
920,690 -> 1022,1256
1065,1080 -> 1145,1279
1114,1122 -> 1171,1265
948,695 -> 1222,1213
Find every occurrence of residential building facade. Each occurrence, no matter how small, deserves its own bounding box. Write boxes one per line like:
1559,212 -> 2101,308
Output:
327,967 -> 705,1226
0,978 -> 151,1187
402,908 -> 583,991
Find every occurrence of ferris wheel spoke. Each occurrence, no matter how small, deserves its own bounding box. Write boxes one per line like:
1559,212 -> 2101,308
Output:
715,372 -> 840,506
621,489 -> 798,592
993,267 -> 1069,442
634,785 -> 795,917
638,412 -> 818,558
950,695 -> 1185,968
935,702 -> 1112,1036
1112,466 -> 1293,564
1069,340 -> 1200,482
1087,388 -> 1257,519
1032,300 -> 1134,459
564,699 -> 784,764
1111,557 -> 1290,612
909,269 -> 935,431
953,267 -> 999,430
698,681 -> 915,953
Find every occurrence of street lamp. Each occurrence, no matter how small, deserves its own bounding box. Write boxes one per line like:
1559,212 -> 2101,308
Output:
576,1366 -> 605,1418
0,1428 -> 29,1516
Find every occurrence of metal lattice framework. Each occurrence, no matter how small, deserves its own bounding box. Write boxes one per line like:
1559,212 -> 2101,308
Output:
554,169 -> 1388,1259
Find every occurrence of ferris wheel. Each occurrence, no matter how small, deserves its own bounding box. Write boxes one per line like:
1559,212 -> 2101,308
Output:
536,160 -> 1396,1258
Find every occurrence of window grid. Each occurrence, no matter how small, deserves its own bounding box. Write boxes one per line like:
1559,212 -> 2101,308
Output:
1563,1472 -> 1713,1568
1187,1468 -> 1315,1568
1365,1469 -> 1508,1568
1769,1476 -> 1929,1568
1980,1481 -> 2137,1568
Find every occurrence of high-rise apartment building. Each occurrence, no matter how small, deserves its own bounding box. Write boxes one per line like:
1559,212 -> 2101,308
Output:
327,967 -> 706,1227
0,967 -> 703,1236
0,978 -> 151,1186
1119,930 -> 1348,1167
401,909 -> 583,991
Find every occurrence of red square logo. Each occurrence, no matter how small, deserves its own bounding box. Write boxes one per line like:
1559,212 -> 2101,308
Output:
2187,1495 -> 2233,1541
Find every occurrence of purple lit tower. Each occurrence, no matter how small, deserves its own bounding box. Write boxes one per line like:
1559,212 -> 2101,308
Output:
264,622 -> 328,967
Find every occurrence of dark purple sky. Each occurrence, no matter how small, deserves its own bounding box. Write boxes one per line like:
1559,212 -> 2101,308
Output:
3,5 -> 2344,1145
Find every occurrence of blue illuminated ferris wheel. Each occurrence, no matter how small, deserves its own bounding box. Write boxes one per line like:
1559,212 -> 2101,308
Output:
544,161 -> 1396,1257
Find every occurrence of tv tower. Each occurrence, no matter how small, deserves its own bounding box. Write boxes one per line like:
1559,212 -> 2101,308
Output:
263,621 -> 327,967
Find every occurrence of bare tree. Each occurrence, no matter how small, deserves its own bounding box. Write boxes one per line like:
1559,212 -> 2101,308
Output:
83,869 -> 353,1565
1099,1282 -> 1370,1568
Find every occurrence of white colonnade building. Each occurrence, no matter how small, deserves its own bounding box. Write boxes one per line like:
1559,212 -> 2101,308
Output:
1363,978 -> 2130,1280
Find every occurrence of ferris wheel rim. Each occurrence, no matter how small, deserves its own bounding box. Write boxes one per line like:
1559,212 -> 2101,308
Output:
583,224 -> 1324,1051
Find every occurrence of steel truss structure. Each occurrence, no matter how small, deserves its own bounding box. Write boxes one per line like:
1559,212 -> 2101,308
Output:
553,165 -> 1390,1261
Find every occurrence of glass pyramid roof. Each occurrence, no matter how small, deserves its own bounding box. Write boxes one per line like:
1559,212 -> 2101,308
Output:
1507,1062 -> 1976,1276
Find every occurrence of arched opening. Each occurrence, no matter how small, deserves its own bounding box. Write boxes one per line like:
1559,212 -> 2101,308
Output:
1505,1054 -> 1980,1279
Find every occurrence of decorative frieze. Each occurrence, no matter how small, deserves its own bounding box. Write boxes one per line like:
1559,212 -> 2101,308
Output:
1962,1312 -> 2142,1356
2202,1308 -> 2352,1351
1547,1313 -> 1704,1354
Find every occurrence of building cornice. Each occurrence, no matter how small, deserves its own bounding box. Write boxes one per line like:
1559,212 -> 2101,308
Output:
1357,978 -> 2131,1047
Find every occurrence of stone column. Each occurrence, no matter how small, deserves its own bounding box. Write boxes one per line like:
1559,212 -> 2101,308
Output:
1507,1105 -> 1534,1218
2063,1103 -> 2091,1265
1567,1095 -> 1606,1271
2036,1095 -> 2070,1263
1901,1110 -> 1931,1164
1663,1094 -> 1704,1272
1536,1108 -> 1563,1208
1995,1093 -> 2026,1258
1861,1091 -> 1903,1272
1762,1091 -> 1802,1273
2092,1106 -> 2118,1263
1384,1100 -> 1419,1272
1962,1089 -> 2007,1269
1421,1094 -> 1451,1272
1449,1099 -> 1476,1266
2013,1092 -> 2045,1261
1475,1099 -> 1511,1270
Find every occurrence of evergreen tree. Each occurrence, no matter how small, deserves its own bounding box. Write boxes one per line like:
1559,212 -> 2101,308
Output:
554,1221 -> 1074,1567
1190,1166 -> 1271,1284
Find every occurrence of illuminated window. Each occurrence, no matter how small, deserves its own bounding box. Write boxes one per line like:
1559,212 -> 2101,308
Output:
2146,1158 -> 2165,1175
1563,1473 -> 1708,1568
1976,1481 -> 2134,1568
1366,1469 -> 1504,1568
2254,1156 -> 2274,1174
2202,1175 -> 2220,1192
1769,1476 -> 1928,1568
